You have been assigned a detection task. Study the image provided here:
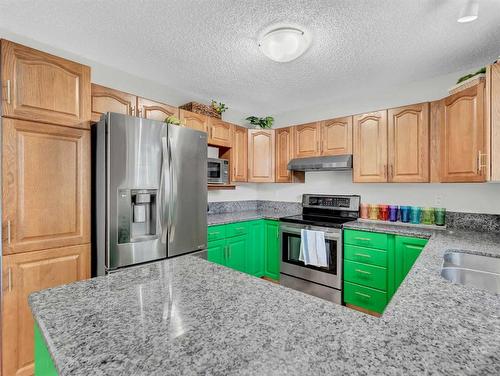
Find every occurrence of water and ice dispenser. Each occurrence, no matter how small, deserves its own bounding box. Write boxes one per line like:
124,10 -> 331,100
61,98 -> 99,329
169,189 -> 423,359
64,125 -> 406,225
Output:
117,189 -> 158,244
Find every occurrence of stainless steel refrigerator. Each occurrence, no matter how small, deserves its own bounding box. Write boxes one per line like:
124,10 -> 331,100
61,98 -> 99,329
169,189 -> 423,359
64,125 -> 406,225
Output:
94,112 -> 207,276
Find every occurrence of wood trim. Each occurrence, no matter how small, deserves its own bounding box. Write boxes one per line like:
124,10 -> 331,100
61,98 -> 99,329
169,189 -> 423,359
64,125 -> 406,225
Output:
429,100 -> 442,183
489,63 -> 500,181
345,303 -> 382,318
387,103 -> 430,183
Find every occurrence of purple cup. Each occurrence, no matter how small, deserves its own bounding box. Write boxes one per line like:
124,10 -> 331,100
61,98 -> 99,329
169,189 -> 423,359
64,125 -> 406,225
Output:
389,205 -> 399,222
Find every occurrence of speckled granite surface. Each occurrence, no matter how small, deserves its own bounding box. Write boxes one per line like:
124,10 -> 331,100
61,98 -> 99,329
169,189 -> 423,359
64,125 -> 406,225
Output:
343,220 -> 436,238
30,226 -> 500,375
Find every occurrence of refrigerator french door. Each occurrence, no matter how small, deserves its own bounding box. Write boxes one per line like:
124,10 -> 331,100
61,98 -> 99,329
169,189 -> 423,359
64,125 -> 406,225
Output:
94,113 -> 207,275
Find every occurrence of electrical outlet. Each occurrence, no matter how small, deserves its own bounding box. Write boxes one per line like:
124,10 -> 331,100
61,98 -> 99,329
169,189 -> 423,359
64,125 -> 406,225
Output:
435,193 -> 444,207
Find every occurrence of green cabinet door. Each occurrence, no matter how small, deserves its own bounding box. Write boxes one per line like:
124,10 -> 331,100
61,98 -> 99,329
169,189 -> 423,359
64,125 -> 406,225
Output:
207,239 -> 226,266
394,236 -> 428,287
35,324 -> 58,376
264,220 -> 280,280
247,220 -> 265,277
226,235 -> 247,272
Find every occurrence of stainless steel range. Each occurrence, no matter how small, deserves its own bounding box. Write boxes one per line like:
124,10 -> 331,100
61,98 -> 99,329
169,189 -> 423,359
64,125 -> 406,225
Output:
279,194 -> 360,303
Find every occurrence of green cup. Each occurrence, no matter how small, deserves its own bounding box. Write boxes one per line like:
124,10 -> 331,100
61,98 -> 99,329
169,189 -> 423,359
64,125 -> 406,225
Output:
422,207 -> 435,225
434,208 -> 446,226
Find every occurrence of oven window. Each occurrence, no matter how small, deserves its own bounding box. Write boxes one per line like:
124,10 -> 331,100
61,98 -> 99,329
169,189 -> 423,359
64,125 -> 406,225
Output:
208,161 -> 221,178
282,231 -> 337,274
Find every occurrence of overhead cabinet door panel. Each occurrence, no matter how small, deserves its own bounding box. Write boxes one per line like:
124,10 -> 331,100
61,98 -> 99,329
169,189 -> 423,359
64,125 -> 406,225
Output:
91,84 -> 136,122
321,116 -> 352,156
248,129 -> 275,182
294,122 -> 320,158
1,40 -> 91,128
353,111 -> 388,182
388,103 -> 430,182
138,97 -> 178,121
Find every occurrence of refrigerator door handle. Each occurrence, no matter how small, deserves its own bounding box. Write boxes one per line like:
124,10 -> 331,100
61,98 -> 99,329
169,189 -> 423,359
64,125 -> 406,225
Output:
160,135 -> 170,244
167,133 -> 175,243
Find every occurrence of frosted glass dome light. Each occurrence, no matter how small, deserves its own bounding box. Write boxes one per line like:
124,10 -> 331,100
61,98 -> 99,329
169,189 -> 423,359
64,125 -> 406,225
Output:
258,27 -> 311,63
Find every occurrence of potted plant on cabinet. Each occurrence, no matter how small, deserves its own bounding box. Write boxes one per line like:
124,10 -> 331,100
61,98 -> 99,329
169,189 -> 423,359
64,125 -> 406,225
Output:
245,116 -> 274,129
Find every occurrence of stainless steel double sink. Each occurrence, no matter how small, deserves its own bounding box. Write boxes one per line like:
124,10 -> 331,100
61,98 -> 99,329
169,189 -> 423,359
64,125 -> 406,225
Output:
441,251 -> 500,294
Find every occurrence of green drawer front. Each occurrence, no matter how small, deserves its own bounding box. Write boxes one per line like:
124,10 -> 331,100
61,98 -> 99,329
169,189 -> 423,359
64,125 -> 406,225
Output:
208,225 -> 226,242
344,281 -> 387,314
225,221 -> 250,238
344,229 -> 388,250
344,244 -> 387,267
344,260 -> 387,291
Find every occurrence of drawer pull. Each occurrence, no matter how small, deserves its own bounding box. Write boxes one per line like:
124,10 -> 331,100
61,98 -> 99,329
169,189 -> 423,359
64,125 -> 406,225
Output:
355,291 -> 371,299
235,227 -> 245,231
354,253 -> 371,258
355,269 -> 371,275
354,237 -> 371,242
209,232 -> 220,236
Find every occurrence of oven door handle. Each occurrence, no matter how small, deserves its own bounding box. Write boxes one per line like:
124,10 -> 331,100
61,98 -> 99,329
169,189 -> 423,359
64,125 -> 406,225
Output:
280,226 -> 340,241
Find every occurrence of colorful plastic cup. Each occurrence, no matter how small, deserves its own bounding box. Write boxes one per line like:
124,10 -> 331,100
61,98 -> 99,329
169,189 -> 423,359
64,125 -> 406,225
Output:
410,206 -> 422,224
379,205 -> 389,221
421,207 -> 435,225
389,205 -> 399,222
434,208 -> 446,226
360,203 -> 369,219
368,204 -> 379,220
400,206 -> 410,223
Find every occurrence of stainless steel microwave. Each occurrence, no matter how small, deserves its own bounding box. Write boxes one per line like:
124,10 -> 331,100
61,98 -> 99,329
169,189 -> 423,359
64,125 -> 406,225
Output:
208,158 -> 229,184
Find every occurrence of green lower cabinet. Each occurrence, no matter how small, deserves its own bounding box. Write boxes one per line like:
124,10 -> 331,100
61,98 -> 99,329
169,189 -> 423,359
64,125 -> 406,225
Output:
264,220 -> 280,281
246,221 -> 265,277
394,236 -> 428,287
226,235 -> 247,272
207,239 -> 226,265
343,229 -> 428,314
207,219 -> 279,279
35,324 -> 58,376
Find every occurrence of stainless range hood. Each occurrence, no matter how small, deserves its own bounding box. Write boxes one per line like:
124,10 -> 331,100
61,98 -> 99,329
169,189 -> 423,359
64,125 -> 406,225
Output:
287,155 -> 353,171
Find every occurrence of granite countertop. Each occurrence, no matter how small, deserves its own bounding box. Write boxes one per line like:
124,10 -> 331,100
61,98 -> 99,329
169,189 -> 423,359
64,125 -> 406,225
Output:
342,220 -> 437,238
30,226 -> 500,375
207,209 -> 300,226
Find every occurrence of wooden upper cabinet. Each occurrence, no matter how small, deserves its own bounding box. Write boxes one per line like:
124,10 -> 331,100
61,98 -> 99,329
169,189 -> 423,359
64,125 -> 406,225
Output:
353,111 -> 388,183
294,122 -> 320,158
2,244 -> 90,376
179,109 -> 208,133
320,116 -> 353,156
91,84 -> 136,122
1,40 -> 91,128
232,126 -> 248,182
208,118 -> 233,147
388,103 -> 430,182
440,83 -> 486,182
2,118 -> 90,254
248,129 -> 275,182
275,127 -> 304,183
137,97 -> 178,122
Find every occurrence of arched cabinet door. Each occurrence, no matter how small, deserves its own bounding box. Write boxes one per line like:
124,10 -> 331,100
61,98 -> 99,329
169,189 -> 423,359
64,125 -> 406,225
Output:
1,40 -> 91,128
248,129 -> 275,182
179,109 -> 208,133
138,97 -> 178,122
91,84 -> 136,122
320,116 -> 353,156
388,103 -> 430,182
439,83 -> 486,182
294,122 -> 320,158
353,111 -> 388,183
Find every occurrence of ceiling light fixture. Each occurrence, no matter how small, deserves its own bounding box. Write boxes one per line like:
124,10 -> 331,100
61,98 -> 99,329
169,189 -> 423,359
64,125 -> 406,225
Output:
458,0 -> 479,23
258,26 -> 311,63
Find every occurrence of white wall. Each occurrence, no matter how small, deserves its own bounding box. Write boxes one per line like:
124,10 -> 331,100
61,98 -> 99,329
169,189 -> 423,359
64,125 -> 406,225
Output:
255,172 -> 500,214
0,29 -> 250,125
208,184 -> 260,202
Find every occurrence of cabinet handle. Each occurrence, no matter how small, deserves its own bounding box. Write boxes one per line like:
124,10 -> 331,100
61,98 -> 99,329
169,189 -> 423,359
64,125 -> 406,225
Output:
7,267 -> 12,292
477,151 -> 487,174
6,79 -> 11,104
354,237 -> 370,242
227,245 -> 231,258
355,291 -> 371,299
7,220 -> 11,245
137,108 -> 143,117
235,227 -> 245,231
384,164 -> 388,179
131,106 -> 135,116
355,269 -> 371,275
354,253 -> 371,258
390,165 -> 394,179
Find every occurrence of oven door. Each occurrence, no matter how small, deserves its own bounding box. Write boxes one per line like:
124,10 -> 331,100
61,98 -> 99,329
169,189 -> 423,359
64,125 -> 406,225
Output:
280,222 -> 342,289
207,159 -> 222,183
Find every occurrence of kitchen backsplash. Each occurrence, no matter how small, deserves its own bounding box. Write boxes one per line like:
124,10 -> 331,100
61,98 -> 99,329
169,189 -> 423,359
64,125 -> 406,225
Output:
208,200 -> 500,233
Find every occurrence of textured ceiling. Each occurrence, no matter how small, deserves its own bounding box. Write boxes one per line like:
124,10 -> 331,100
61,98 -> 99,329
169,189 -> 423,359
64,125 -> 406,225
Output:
1,0 -> 499,115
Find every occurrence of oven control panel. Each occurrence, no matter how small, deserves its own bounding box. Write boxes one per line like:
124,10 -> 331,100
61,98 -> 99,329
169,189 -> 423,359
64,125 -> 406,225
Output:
303,194 -> 360,212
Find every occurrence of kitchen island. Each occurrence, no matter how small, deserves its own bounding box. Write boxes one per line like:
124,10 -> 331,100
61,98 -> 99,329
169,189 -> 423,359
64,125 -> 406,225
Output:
30,228 -> 500,375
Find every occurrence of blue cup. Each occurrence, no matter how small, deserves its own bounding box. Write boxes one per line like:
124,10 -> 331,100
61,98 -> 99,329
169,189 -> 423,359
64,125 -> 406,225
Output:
400,206 -> 410,222
410,206 -> 421,224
